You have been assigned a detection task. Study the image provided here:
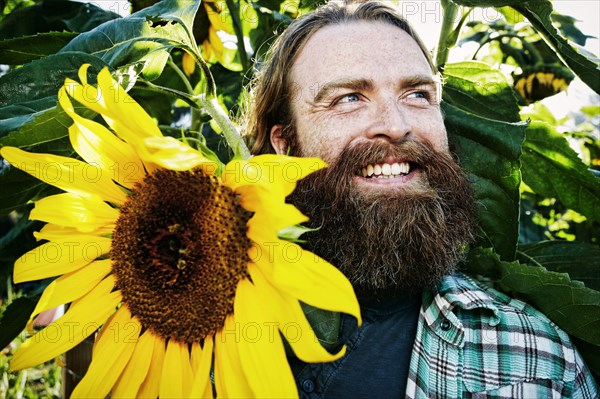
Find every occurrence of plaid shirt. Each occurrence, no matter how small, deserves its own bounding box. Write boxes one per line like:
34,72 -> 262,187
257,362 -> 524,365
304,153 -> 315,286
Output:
406,273 -> 599,398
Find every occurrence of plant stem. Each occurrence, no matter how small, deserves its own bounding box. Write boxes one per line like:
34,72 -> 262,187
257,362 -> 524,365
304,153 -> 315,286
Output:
225,0 -> 250,72
202,96 -> 251,159
436,0 -> 461,70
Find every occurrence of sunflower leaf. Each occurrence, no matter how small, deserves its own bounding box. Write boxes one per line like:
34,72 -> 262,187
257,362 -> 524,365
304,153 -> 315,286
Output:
442,107 -> 524,261
442,61 -> 521,122
0,32 -> 79,65
517,241 -> 600,291
521,121 -> 600,222
441,61 -> 525,261
299,302 -> 342,352
58,0 -> 202,80
0,297 -> 38,350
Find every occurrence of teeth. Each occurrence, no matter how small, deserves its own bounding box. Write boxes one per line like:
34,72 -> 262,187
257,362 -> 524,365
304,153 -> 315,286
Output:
361,162 -> 410,178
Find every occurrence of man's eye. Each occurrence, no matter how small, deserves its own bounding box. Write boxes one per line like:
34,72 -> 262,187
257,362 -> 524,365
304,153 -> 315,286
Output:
336,93 -> 361,104
405,91 -> 431,103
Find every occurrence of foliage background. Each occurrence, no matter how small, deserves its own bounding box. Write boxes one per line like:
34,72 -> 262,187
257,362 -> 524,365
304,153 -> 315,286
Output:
0,0 -> 598,396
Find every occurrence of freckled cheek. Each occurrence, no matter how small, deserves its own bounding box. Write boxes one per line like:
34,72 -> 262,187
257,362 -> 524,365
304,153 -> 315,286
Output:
415,113 -> 448,151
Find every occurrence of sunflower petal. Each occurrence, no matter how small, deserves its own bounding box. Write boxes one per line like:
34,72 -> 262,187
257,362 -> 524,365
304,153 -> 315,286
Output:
71,306 -> 140,398
0,147 -> 126,205
139,136 -> 219,173
222,155 -> 325,196
68,119 -> 145,188
112,329 -> 157,398
34,224 -> 114,241
10,276 -> 119,371
159,340 -> 194,398
58,84 -> 146,189
136,332 -> 166,398
63,66 -> 162,143
14,236 -> 111,283
214,316 -> 253,398
31,193 -> 118,233
234,278 -> 298,398
267,242 -> 361,324
29,259 -> 112,326
250,266 -> 347,363
190,336 -> 214,398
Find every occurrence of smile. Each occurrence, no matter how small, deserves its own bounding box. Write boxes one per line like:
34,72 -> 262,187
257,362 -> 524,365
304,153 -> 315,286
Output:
360,162 -> 410,178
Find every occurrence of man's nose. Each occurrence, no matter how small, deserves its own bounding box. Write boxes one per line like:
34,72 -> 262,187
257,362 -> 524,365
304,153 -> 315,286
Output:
364,99 -> 411,142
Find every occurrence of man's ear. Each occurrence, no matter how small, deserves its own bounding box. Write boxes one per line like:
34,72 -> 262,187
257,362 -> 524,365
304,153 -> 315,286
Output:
270,124 -> 288,155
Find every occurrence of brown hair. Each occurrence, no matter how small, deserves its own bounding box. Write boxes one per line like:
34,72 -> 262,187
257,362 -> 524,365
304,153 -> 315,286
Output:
244,0 -> 435,155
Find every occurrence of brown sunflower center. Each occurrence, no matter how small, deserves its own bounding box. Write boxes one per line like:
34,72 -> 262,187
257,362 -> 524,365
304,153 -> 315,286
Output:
111,168 -> 252,344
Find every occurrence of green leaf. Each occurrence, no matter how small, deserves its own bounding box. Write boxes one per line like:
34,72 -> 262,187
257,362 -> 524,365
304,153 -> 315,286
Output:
59,0 -> 201,80
0,1 -> 120,39
0,297 -> 38,350
0,52 -> 108,108
521,121 -> 600,222
299,302 -> 341,352
442,62 -> 525,260
511,0 -> 600,94
442,61 -> 521,122
0,31 -> 78,65
518,241 -> 600,291
464,247 -> 600,348
445,104 -> 524,260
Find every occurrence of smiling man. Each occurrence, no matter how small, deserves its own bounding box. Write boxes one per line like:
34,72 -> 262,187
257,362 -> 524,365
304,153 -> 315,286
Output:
245,1 -> 598,398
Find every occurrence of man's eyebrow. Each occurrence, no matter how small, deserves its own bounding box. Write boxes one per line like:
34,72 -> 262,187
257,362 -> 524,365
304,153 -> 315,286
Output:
401,75 -> 439,89
312,78 -> 374,103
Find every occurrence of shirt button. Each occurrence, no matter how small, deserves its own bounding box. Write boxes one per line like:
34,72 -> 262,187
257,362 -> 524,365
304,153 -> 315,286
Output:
302,379 -> 315,393
441,320 -> 451,331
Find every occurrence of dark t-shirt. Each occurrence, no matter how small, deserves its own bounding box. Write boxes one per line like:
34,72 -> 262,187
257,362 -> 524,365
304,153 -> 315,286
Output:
290,295 -> 421,398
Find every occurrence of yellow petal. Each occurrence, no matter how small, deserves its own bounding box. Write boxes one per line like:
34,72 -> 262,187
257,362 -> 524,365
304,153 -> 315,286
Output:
14,236 -> 111,283
222,155 -> 325,197
111,329 -> 157,398
233,278 -> 298,398
34,224 -> 114,241
29,259 -> 112,327
214,316 -> 253,398
136,332 -> 166,398
58,80 -> 146,188
65,113 -> 146,188
0,147 -> 126,205
62,66 -> 162,144
205,2 -> 234,34
31,193 -> 118,233
71,306 -> 140,398
266,242 -> 361,324
10,276 -> 119,371
189,336 -> 214,398
250,266 -> 347,363
159,340 -> 194,398
139,136 -> 219,174
246,202 -> 307,233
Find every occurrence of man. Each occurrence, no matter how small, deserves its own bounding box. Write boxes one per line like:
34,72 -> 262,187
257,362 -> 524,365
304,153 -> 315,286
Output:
245,1 -> 598,398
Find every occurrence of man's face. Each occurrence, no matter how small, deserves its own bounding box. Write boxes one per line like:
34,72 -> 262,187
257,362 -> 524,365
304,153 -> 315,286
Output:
271,21 -> 448,194
271,21 -> 476,295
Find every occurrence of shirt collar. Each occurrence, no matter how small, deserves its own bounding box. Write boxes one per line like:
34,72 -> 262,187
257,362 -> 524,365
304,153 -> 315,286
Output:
421,273 -> 501,346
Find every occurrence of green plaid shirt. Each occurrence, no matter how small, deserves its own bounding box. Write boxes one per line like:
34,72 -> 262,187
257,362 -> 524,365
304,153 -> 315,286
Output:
407,273 -> 599,398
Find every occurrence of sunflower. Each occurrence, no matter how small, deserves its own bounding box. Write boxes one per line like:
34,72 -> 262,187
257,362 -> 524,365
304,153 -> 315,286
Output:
1,64 -> 361,398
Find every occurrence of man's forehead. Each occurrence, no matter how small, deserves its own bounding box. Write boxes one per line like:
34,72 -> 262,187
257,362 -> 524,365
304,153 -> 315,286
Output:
288,21 -> 433,86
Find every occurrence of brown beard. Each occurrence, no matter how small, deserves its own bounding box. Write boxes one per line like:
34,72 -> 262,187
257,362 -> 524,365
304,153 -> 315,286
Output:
287,139 -> 477,297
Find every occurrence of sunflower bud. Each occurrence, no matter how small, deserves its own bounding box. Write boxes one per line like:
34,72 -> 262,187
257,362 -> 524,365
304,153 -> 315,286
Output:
513,64 -> 575,105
